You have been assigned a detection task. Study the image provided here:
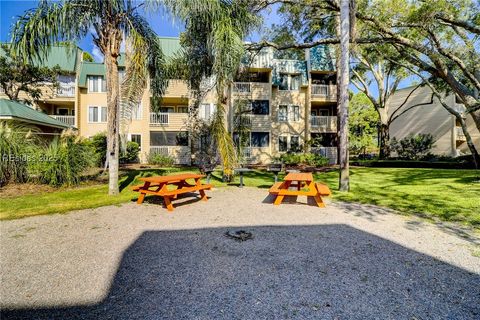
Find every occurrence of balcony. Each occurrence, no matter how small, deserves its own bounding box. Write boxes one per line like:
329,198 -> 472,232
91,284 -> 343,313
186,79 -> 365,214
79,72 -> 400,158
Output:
149,112 -> 169,125
310,116 -> 337,132
233,82 -> 271,99
456,126 -> 466,141
234,114 -> 253,127
56,83 -> 75,97
311,84 -> 336,102
311,147 -> 338,164
51,115 -> 75,126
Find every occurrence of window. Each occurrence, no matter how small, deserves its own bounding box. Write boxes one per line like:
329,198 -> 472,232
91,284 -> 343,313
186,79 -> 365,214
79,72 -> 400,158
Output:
160,106 -> 174,113
177,106 -> 189,113
150,131 -> 189,146
88,106 -> 107,123
130,134 -> 141,150
251,132 -> 269,147
291,105 -> 300,121
251,100 -> 269,115
279,136 -> 288,152
290,136 -> 300,151
278,73 -> 301,90
278,105 -> 288,122
88,76 -> 106,93
131,103 -> 142,120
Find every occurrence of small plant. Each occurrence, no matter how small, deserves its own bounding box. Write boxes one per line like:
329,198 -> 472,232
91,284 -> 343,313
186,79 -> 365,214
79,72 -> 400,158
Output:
280,152 -> 330,167
30,132 -> 94,187
0,122 -> 38,186
390,134 -> 435,160
120,141 -> 140,164
147,152 -> 175,167
90,132 -> 107,167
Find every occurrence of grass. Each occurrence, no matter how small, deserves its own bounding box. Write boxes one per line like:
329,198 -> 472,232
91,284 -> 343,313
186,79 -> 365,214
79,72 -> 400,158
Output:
1,167 -> 479,226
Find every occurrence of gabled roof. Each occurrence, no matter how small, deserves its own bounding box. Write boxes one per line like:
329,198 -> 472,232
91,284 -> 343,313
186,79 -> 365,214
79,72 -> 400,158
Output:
0,43 -> 82,72
158,37 -> 182,58
0,99 -> 70,129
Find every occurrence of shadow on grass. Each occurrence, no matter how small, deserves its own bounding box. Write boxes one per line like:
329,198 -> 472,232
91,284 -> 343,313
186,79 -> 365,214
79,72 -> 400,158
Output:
3,225 -> 479,319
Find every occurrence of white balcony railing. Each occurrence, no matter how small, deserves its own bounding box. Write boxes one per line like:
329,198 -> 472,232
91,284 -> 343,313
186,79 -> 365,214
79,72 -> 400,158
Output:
456,126 -> 466,141
149,112 -> 169,125
311,147 -> 338,164
149,146 -> 191,165
233,82 -> 251,93
51,115 -> 75,126
150,146 -> 170,155
56,83 -> 75,97
310,116 -> 337,131
311,84 -> 329,96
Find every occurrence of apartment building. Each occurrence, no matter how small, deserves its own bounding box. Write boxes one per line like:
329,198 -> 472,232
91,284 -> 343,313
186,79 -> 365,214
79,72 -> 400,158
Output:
1,38 -> 339,165
389,86 -> 480,157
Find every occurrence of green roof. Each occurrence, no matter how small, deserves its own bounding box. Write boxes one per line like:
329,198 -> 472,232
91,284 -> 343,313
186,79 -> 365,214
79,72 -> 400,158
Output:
0,43 -> 81,72
159,37 -> 182,58
0,99 -> 70,129
78,37 -> 181,87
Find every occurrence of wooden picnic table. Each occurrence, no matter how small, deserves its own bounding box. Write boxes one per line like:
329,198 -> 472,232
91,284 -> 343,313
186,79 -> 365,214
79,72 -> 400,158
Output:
268,172 -> 331,207
132,173 -> 212,211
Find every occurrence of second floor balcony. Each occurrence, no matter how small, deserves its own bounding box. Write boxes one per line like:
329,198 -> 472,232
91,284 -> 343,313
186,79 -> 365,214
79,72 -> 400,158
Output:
56,83 -> 75,97
310,116 -> 337,132
51,115 -> 75,126
311,84 -> 337,102
233,82 -> 271,99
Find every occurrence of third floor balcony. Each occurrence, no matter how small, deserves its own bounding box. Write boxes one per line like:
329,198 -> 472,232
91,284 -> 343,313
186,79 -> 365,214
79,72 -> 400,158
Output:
311,84 -> 337,102
310,115 -> 337,132
233,82 -> 271,100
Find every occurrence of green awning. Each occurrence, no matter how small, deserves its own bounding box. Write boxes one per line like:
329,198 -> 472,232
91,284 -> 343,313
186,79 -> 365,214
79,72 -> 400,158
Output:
0,99 -> 70,129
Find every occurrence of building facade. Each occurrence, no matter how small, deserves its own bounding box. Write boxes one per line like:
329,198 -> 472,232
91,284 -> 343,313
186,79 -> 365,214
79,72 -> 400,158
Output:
1,38 -> 340,165
389,86 -> 480,157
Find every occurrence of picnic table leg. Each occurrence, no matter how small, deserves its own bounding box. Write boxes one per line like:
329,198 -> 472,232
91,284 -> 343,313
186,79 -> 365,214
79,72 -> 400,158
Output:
136,182 -> 150,204
313,193 -> 325,208
163,196 -> 174,211
199,189 -> 208,201
274,194 -> 284,205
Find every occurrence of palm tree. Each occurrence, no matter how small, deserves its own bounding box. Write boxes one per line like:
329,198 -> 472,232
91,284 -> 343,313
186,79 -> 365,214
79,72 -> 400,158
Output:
152,0 -> 260,180
11,0 -> 167,195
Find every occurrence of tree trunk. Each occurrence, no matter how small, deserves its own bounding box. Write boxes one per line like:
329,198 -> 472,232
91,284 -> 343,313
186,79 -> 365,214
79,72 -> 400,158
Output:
338,0 -> 350,191
378,123 -> 390,159
458,115 -> 480,168
471,109 -> 480,134
104,51 -> 121,195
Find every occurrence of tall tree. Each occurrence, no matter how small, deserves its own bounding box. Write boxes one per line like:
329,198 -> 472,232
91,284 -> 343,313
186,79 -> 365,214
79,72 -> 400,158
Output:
349,92 -> 379,156
11,0 -> 168,195
152,0 -> 261,179
0,44 -> 61,105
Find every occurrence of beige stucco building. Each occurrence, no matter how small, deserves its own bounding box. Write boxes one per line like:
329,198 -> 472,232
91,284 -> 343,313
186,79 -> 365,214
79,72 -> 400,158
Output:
389,86 -> 480,157
1,39 -> 340,165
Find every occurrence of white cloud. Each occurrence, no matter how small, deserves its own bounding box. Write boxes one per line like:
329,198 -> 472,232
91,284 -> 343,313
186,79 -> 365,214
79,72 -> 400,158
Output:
91,46 -> 104,62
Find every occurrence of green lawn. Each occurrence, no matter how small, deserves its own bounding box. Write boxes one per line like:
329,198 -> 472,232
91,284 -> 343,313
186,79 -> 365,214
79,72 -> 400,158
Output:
1,167 -> 479,226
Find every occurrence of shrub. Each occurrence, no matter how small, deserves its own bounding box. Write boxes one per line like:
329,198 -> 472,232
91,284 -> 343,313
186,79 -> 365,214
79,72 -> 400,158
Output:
120,141 -> 140,164
390,134 -> 435,160
280,152 -> 330,167
0,122 -> 39,186
147,152 -> 175,166
91,132 -> 107,167
30,132 -> 94,187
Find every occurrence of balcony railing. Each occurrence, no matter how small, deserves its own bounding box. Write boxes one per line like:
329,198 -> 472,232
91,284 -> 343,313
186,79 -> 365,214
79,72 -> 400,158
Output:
311,147 -> 338,164
310,116 -> 337,131
456,126 -> 466,141
233,82 -> 251,93
234,114 -> 253,127
149,112 -> 169,125
243,147 -> 252,159
150,146 -> 170,155
149,146 -> 191,165
51,115 -> 75,126
56,83 -> 75,97
311,84 -> 329,96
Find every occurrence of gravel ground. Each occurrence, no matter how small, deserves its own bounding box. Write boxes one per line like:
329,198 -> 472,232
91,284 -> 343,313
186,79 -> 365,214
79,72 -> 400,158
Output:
1,187 -> 479,319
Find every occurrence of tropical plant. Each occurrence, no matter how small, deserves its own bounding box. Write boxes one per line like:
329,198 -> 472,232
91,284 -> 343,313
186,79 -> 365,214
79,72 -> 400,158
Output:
120,141 -> 139,164
11,0 -> 168,195
90,132 -> 107,168
147,152 -> 174,167
0,122 -> 38,186
390,134 -> 435,160
154,0 -> 261,181
29,131 -> 94,187
0,44 -> 61,104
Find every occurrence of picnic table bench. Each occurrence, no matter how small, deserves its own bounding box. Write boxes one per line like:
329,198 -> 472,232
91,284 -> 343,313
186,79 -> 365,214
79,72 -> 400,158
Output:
132,173 -> 212,211
269,172 -> 331,207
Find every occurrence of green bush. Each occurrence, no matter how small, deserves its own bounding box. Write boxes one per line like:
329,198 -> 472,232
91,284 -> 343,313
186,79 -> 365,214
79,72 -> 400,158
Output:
0,122 -> 37,186
120,141 -> 140,164
280,152 -> 330,167
91,132 -> 107,167
147,152 -> 175,166
390,134 -> 435,160
30,133 -> 94,187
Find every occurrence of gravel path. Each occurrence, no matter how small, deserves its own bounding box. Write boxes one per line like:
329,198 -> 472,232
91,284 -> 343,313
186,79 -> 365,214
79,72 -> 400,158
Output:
1,187 -> 479,319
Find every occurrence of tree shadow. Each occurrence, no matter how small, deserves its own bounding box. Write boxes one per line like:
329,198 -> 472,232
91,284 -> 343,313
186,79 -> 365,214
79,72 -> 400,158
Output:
3,225 -> 479,319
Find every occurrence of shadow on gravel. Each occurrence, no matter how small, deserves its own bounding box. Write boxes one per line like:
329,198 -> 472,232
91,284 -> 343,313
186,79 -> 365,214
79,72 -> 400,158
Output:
2,225 -> 479,319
